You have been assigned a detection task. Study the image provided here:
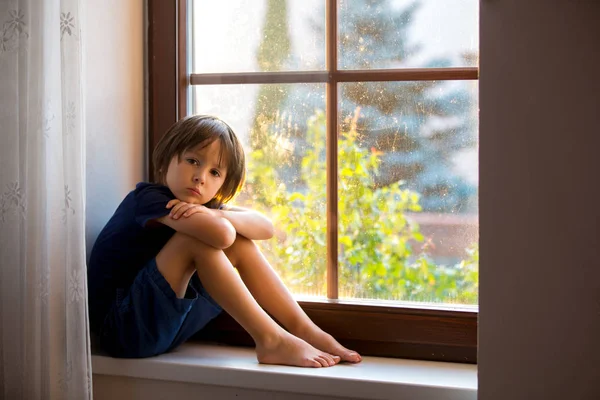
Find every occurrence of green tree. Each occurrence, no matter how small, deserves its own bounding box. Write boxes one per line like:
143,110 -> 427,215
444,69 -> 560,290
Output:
247,110 -> 478,303
244,0 -> 479,303
251,0 -> 477,212
306,0 -> 477,213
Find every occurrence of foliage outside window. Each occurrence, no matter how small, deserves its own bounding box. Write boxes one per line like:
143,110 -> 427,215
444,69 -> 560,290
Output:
246,109 -> 478,303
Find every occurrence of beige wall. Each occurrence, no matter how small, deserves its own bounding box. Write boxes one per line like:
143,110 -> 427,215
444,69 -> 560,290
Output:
84,0 -> 145,259
479,1 -> 600,399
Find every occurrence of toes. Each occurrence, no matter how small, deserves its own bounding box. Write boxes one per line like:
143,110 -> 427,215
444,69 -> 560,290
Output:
343,351 -> 362,363
322,353 -> 341,366
315,356 -> 329,367
308,358 -> 323,368
318,355 -> 330,367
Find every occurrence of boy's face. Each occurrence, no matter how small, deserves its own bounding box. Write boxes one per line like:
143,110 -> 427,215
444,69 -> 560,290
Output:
164,140 -> 227,205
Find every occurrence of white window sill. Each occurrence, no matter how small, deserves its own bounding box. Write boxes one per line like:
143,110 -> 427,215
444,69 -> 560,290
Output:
92,343 -> 477,400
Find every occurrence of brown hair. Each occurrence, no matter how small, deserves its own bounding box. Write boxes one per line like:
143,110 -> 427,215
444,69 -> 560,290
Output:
152,115 -> 246,208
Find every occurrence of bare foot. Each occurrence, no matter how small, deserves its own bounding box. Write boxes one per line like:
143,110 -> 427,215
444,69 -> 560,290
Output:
294,325 -> 362,363
255,330 -> 341,368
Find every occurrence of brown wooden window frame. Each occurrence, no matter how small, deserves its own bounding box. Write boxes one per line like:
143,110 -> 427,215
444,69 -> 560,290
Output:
147,0 -> 478,363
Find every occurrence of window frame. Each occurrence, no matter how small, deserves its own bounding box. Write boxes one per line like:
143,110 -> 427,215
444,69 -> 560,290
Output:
147,0 -> 478,363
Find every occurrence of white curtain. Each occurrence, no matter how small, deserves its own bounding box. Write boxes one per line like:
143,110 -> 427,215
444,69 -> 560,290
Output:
0,0 -> 92,399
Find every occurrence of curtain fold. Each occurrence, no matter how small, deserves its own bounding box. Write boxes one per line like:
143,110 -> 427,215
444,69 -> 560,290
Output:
0,0 -> 92,398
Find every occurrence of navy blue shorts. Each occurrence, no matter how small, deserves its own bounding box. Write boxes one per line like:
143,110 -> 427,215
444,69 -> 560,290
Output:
99,258 -> 222,358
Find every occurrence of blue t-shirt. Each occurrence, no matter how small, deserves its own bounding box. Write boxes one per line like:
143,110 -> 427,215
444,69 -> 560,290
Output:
88,182 -> 178,332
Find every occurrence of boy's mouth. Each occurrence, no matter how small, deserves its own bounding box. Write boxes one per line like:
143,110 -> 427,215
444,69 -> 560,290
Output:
187,188 -> 201,196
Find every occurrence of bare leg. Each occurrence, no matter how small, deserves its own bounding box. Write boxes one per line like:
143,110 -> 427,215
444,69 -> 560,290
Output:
155,233 -> 339,367
224,235 -> 362,363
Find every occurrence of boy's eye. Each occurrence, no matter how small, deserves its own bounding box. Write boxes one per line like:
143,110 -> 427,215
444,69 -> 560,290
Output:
210,169 -> 221,177
186,158 -> 199,166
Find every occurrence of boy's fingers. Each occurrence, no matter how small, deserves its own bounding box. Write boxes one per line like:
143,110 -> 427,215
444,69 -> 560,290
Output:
183,206 -> 207,217
172,203 -> 193,219
168,202 -> 180,215
170,205 -> 185,218
169,201 -> 188,217
166,199 -> 180,209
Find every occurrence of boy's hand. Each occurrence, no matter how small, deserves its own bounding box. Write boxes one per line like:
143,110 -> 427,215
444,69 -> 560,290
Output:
166,199 -> 214,220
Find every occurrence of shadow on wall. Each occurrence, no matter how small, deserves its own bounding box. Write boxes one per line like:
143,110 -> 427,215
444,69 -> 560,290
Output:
85,150 -> 145,263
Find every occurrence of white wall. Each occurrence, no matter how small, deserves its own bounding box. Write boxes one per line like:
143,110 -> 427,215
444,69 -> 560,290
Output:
479,1 -> 600,399
84,0 -> 145,260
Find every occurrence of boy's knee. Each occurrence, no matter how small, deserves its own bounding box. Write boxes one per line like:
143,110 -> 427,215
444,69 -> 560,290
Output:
224,234 -> 256,261
232,234 -> 255,249
170,232 -> 221,256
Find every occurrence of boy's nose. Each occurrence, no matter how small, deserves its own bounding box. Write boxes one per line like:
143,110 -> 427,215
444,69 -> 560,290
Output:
194,174 -> 205,184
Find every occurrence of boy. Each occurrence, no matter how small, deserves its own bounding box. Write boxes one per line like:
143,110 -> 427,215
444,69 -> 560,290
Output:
88,115 -> 361,367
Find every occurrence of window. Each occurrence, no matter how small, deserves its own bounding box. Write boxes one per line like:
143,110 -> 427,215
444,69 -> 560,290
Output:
147,0 -> 478,363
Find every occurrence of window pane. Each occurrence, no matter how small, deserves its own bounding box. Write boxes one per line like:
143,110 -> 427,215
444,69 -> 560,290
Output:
338,80 -> 479,305
193,84 -> 328,297
339,0 -> 479,69
190,0 -> 326,73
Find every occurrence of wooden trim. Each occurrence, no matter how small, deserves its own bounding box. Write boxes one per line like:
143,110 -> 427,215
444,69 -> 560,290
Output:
147,0 -> 184,181
336,67 -> 478,82
189,67 -> 478,86
195,302 -> 478,364
191,71 -> 330,85
326,0 -> 339,299
177,0 -> 188,119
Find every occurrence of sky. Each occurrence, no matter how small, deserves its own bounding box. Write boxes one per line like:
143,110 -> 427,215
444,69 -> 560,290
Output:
191,0 -> 478,73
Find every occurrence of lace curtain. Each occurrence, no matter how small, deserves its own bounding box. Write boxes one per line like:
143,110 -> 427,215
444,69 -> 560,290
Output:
0,0 -> 92,398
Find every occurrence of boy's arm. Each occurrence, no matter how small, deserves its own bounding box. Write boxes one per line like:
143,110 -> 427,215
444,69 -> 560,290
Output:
218,205 -> 274,240
165,201 -> 274,241
156,210 -> 237,249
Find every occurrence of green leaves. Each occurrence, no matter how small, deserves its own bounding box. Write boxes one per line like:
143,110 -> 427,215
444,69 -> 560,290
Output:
246,109 -> 478,304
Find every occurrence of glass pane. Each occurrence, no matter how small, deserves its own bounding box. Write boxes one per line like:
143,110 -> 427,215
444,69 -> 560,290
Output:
190,0 -> 326,73
338,80 -> 479,305
193,84 -> 328,297
339,0 -> 479,69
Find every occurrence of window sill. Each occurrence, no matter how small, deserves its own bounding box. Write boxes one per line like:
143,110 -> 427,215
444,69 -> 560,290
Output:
92,343 -> 477,400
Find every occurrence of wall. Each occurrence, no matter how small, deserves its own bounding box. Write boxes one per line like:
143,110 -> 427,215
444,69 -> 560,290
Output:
94,375 -> 350,400
479,1 -> 600,399
84,0 -> 145,260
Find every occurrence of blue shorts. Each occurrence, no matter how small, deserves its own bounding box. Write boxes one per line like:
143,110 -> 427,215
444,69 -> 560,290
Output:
99,258 -> 222,358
